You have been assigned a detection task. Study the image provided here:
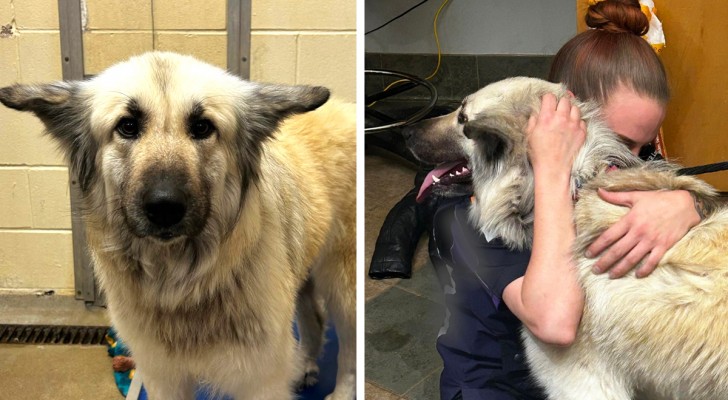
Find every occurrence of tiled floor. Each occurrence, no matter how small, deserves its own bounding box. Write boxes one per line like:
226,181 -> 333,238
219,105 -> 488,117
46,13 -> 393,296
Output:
364,146 -> 445,400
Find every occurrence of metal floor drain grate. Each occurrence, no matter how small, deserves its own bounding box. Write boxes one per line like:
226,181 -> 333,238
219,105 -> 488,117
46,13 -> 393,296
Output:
0,324 -> 109,345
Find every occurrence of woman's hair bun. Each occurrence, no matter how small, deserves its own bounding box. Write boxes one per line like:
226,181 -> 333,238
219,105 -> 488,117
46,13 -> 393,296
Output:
586,0 -> 649,36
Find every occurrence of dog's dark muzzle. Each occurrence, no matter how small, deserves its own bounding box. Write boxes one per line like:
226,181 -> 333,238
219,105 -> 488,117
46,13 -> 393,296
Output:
401,121 -> 434,149
401,120 -> 432,159
401,115 -> 468,166
127,174 -> 208,241
401,124 -> 418,142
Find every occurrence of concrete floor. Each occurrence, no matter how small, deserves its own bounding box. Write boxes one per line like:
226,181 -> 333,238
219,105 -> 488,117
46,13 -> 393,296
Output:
0,294 -> 121,399
364,146 -> 445,400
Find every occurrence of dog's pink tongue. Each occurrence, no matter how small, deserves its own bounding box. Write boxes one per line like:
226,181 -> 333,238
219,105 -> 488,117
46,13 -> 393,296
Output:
416,161 -> 464,203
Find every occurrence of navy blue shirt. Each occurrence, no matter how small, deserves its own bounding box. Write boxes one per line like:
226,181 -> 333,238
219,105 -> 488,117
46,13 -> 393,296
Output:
431,197 -> 544,400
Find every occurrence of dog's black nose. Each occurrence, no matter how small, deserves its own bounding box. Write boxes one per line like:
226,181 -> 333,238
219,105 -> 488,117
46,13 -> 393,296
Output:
143,181 -> 187,228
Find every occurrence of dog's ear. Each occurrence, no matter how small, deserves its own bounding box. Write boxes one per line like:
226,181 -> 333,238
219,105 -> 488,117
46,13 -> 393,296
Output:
250,83 -> 330,121
463,119 -> 511,161
0,82 -> 97,192
240,82 -> 330,143
230,83 -> 330,195
1,81 -> 76,115
0,81 -> 81,136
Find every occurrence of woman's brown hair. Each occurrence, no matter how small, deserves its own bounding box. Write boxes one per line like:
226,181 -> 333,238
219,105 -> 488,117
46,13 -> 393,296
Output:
549,0 -> 669,105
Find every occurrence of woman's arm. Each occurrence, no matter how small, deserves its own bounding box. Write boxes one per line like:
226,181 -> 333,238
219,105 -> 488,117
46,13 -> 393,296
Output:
587,188 -> 702,278
502,93 -> 585,346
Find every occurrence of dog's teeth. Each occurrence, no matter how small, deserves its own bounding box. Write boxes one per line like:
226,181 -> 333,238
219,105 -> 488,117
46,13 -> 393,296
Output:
432,175 -> 441,183
455,171 -> 461,176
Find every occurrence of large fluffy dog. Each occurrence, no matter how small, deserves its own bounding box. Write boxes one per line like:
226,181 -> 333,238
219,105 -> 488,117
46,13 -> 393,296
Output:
406,76 -> 728,399
0,52 -> 356,400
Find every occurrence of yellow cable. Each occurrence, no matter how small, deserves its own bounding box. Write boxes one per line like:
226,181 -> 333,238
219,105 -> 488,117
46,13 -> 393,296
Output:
425,0 -> 450,80
368,0 -> 451,107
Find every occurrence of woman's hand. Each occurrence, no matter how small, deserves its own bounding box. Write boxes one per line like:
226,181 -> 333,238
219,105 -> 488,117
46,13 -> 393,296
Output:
504,93 -> 588,346
587,189 -> 701,278
527,93 -> 587,180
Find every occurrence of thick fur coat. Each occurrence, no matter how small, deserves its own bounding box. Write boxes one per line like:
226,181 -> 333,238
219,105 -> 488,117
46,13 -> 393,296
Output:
406,76 -> 727,399
0,52 -> 356,400
525,166 -> 728,400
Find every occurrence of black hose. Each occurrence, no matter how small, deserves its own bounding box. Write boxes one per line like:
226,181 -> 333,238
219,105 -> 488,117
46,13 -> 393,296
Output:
676,161 -> 728,176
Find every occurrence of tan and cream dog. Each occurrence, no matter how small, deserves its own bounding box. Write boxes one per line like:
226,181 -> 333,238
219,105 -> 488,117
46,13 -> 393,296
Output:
0,52 -> 356,400
406,76 -> 728,400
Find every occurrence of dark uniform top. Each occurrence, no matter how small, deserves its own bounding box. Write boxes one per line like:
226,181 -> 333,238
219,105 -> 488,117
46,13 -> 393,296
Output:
430,196 -> 545,400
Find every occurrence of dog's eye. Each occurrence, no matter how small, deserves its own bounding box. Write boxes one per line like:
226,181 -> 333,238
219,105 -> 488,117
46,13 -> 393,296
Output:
457,112 -> 468,124
116,118 -> 140,139
190,119 -> 215,140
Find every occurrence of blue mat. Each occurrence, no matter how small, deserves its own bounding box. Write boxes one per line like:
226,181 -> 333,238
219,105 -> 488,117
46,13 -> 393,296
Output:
111,323 -> 339,400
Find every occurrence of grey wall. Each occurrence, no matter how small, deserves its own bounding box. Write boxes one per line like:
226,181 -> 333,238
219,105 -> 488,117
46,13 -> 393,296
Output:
365,0 -> 576,55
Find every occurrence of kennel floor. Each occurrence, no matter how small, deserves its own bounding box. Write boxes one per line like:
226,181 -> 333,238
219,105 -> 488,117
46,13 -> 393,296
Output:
0,293 -> 119,399
0,294 -> 342,399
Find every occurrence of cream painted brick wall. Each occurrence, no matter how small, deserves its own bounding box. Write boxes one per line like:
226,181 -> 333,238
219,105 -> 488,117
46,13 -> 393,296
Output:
252,0 -> 356,30
153,0 -> 226,30
83,31 -> 154,75
0,37 -> 20,87
154,32 -> 227,69
0,169 -> 33,228
249,0 -> 357,102
28,168 -> 72,229
297,33 -> 356,101
250,33 -> 297,85
18,32 -> 63,83
1,3 -> 71,292
13,0 -> 59,29
86,0 -> 153,30
0,1 -> 12,25
0,107 -> 66,166
0,231 -> 74,290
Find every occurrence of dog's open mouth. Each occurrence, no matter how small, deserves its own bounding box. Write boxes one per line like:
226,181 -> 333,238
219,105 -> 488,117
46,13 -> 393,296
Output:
416,160 -> 472,203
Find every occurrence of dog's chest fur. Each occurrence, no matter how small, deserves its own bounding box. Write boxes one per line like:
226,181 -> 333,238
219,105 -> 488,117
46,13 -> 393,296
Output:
94,232 -> 289,354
